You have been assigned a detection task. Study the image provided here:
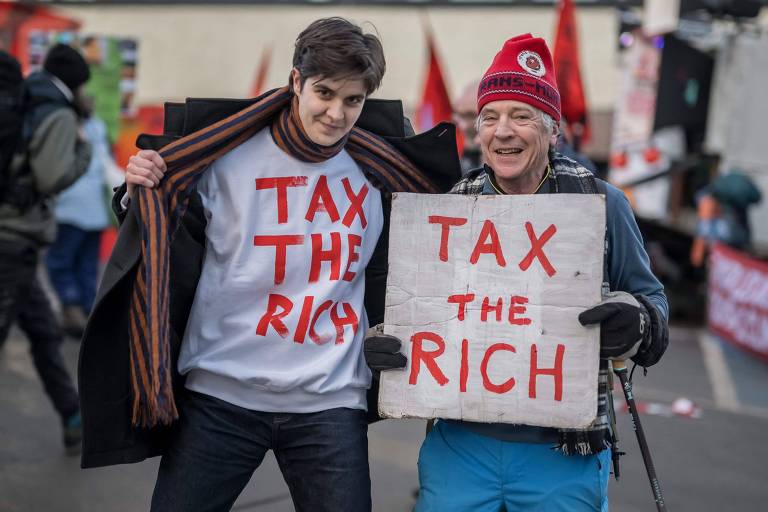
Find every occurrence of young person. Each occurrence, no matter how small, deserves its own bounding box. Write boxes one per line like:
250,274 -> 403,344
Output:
78,17 -> 458,511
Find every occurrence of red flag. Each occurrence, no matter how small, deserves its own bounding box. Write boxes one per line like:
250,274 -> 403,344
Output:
249,46 -> 272,97
553,0 -> 590,145
416,32 -> 453,134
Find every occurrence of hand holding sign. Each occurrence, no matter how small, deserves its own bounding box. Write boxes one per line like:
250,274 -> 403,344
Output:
578,291 -> 651,361
364,334 -> 407,372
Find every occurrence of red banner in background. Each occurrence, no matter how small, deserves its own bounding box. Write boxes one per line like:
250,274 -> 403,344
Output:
553,0 -> 590,145
708,243 -> 768,362
249,46 -> 272,97
416,31 -> 453,136
113,104 -> 164,168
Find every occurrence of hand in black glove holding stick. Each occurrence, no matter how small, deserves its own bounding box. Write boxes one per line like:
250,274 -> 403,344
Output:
364,334 -> 407,373
578,291 -> 651,360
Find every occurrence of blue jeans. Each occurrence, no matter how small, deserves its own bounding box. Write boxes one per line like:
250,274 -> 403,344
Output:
415,420 -> 611,512
150,390 -> 371,512
45,223 -> 101,313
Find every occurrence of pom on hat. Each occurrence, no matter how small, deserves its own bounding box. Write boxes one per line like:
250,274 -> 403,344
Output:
43,44 -> 90,93
477,33 -> 561,122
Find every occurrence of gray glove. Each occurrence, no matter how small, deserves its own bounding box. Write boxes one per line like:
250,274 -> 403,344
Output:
578,291 -> 651,361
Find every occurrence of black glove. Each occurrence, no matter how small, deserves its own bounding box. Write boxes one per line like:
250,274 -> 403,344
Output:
632,294 -> 669,367
578,292 -> 651,361
364,334 -> 407,372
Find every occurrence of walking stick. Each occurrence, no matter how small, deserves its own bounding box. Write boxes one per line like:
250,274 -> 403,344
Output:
606,371 -> 623,481
613,360 -> 668,512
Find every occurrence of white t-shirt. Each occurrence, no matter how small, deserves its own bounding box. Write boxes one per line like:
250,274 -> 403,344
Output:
179,128 -> 384,413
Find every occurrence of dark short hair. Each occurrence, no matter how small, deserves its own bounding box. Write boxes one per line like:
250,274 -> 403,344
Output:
291,17 -> 386,95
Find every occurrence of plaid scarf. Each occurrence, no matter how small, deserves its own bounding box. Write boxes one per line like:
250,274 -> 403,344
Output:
129,87 -> 439,427
450,152 -> 613,455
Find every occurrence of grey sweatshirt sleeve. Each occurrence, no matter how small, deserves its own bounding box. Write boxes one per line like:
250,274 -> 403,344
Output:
29,108 -> 92,195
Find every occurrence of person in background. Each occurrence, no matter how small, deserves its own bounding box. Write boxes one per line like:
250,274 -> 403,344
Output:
556,129 -> 599,176
691,171 -> 762,266
46,96 -> 122,339
0,44 -> 92,454
453,79 -> 482,174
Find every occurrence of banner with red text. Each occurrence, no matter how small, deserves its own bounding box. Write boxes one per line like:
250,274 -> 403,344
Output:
708,244 -> 768,362
379,193 -> 604,428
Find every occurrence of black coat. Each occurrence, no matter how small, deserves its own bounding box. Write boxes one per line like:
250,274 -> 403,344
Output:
78,92 -> 461,468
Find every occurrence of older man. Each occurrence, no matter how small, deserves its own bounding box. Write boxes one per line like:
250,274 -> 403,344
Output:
413,34 -> 669,512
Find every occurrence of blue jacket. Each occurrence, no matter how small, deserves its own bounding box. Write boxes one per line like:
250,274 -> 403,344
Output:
54,117 -> 112,231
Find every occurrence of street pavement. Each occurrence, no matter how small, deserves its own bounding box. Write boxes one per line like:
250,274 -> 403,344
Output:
2,324 -> 767,511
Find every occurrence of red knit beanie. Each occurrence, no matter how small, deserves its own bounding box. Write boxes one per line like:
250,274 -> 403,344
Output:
477,33 -> 561,122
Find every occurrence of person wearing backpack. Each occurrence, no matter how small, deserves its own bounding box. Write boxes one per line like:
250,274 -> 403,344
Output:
0,45 -> 92,454
46,94 -> 122,339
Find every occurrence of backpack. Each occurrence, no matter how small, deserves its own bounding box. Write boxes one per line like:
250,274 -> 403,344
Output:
0,56 -> 76,210
0,51 -> 24,204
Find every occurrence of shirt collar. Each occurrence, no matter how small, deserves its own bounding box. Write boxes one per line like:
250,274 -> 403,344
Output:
482,164 -> 553,195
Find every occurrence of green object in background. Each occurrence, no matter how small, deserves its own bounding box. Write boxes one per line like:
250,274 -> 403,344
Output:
85,37 -> 122,145
711,172 -> 762,208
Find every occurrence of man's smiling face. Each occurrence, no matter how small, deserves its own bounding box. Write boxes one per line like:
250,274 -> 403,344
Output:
477,100 -> 557,193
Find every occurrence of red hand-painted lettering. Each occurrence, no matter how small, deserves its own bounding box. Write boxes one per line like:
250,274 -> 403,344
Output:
309,233 -> 342,283
480,343 -> 516,394
293,295 -> 314,343
470,220 -> 507,267
330,302 -> 359,345
481,297 -> 503,322
341,178 -> 368,228
448,293 -> 475,321
509,296 -> 532,325
428,216 -> 468,262
305,175 -> 341,223
255,294 -> 293,338
529,343 -> 565,401
343,234 -> 362,282
309,300 -> 334,345
409,331 -> 449,386
460,338 -> 469,393
253,235 -> 304,285
255,176 -> 308,224
519,222 -> 557,277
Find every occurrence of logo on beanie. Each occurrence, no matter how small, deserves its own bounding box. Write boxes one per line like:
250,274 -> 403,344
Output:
517,51 -> 545,77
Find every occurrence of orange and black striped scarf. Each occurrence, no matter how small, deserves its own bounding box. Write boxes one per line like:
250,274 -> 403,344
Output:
129,86 -> 438,427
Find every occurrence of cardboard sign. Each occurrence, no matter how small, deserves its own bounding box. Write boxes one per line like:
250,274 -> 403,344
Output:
708,243 -> 768,362
378,193 -> 605,429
